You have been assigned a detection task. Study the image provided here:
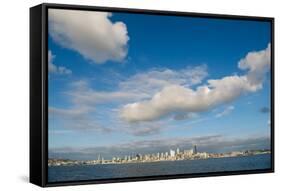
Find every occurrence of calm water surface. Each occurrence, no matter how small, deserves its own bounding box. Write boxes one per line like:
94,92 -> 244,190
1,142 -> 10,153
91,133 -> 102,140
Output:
48,154 -> 271,182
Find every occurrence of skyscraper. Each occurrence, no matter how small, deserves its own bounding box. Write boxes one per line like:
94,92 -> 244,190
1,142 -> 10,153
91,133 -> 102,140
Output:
176,147 -> 180,155
193,145 -> 197,154
170,149 -> 175,157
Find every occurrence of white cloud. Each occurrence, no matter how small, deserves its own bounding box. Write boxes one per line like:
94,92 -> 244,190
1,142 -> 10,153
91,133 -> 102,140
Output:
120,44 -> 271,123
124,122 -> 163,136
66,80 -> 145,106
49,106 -> 112,132
119,65 -> 208,97
215,105 -> 235,118
49,9 -> 129,64
65,65 -> 207,106
48,50 -> 72,75
50,66 -> 207,135
173,112 -> 198,121
238,43 -> 271,88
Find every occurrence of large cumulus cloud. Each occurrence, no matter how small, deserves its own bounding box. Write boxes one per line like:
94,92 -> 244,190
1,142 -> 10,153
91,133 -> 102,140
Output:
49,9 -> 129,63
120,44 -> 271,123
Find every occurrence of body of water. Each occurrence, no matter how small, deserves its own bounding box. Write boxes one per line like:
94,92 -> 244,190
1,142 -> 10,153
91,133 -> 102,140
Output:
48,154 -> 271,182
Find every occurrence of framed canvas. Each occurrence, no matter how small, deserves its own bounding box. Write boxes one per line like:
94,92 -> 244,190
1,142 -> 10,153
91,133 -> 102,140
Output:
30,3 -> 274,187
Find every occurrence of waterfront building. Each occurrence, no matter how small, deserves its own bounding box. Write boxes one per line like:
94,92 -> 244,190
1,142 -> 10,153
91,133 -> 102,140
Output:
176,148 -> 180,155
136,153 -> 141,160
184,149 -> 193,156
157,152 -> 160,159
170,149 -> 175,157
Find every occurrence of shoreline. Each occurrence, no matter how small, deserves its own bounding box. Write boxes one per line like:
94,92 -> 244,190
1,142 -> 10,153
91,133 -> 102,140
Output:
48,152 -> 270,167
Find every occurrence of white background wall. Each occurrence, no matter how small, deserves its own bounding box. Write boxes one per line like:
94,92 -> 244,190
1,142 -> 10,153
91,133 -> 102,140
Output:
0,0 -> 279,190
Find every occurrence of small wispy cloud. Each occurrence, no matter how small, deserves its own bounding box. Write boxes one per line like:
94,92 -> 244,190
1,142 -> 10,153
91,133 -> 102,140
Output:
215,105 -> 235,118
173,112 -> 198,121
48,50 -> 72,75
49,106 -> 113,133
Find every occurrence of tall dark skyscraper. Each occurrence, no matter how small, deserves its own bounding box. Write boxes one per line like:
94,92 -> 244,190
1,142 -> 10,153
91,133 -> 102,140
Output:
193,145 -> 197,154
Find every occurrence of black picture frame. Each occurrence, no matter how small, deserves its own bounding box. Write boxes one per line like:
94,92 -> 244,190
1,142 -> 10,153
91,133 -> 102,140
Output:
30,3 -> 275,187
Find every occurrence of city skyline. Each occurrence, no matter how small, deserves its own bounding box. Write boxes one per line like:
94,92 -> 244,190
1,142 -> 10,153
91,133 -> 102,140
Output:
49,144 -> 271,166
48,9 -> 271,161
49,134 -> 270,160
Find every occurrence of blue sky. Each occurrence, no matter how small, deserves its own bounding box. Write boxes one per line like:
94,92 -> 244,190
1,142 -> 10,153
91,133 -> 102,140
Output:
48,9 -> 271,160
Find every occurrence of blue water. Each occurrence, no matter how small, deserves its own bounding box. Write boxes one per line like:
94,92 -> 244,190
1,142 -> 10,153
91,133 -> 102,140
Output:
48,154 -> 271,182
